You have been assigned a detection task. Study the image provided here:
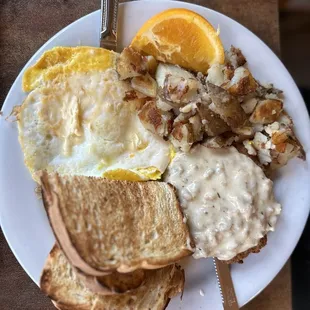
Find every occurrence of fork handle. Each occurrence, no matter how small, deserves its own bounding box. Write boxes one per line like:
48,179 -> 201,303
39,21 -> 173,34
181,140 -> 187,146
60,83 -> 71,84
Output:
100,0 -> 119,49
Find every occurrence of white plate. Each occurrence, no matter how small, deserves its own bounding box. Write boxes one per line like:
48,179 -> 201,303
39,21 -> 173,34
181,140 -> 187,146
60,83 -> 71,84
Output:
0,1 -> 310,309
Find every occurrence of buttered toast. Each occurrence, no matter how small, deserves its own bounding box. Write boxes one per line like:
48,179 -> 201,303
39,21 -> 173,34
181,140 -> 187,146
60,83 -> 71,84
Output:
40,245 -> 185,310
40,172 -> 194,276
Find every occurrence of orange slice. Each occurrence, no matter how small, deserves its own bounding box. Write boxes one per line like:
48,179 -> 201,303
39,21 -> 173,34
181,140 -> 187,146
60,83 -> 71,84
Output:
130,8 -> 225,74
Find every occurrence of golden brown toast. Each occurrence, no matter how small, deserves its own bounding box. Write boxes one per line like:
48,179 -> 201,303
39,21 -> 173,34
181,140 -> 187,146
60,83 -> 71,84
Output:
40,245 -> 185,310
75,268 -> 146,295
40,172 -> 194,276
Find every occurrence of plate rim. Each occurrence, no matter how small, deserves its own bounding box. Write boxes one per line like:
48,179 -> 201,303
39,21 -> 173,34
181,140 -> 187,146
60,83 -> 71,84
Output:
1,0 -> 310,308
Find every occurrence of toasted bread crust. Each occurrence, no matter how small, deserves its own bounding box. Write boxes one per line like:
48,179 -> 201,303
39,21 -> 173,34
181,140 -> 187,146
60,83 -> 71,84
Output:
41,178 -> 110,277
40,246 -> 63,302
40,172 -> 194,276
41,245 -> 185,310
75,267 -> 146,295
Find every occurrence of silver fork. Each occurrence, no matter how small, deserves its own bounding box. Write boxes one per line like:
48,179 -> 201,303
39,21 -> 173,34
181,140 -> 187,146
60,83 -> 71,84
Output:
100,0 -> 119,51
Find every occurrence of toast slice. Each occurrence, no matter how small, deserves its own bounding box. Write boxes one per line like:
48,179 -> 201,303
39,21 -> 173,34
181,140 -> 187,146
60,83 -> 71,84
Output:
40,245 -> 185,310
40,172 -> 194,276
75,268 -> 146,295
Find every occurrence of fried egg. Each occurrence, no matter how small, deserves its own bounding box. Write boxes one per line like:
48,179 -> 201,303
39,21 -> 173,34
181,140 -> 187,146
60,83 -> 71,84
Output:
18,47 -> 172,181
22,47 -> 117,92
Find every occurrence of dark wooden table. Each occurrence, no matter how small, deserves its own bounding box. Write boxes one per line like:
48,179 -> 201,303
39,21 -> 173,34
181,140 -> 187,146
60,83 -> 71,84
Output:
0,1 -> 290,309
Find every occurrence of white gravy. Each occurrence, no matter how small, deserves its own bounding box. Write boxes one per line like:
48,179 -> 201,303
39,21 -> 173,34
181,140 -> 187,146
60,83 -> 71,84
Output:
164,145 -> 281,260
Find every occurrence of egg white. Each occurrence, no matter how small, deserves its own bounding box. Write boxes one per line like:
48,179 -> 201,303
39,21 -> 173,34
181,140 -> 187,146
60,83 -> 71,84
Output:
18,69 -> 171,181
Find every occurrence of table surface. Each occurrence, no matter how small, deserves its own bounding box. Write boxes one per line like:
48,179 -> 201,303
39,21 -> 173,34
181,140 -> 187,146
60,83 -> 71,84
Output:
0,0 -> 290,309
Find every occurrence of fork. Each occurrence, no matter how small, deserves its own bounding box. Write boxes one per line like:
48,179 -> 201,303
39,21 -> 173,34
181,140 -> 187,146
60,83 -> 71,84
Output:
100,0 -> 119,51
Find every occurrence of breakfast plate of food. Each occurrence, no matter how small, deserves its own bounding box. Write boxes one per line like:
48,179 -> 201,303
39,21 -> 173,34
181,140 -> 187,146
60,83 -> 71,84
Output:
0,0 -> 310,309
